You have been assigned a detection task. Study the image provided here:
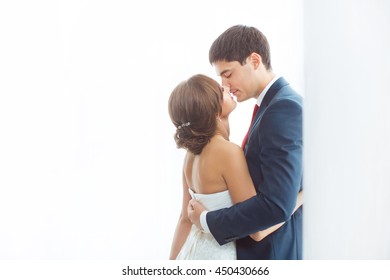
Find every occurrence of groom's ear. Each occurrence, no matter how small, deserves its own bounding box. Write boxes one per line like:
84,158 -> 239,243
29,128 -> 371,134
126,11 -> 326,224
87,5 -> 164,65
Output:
248,52 -> 262,69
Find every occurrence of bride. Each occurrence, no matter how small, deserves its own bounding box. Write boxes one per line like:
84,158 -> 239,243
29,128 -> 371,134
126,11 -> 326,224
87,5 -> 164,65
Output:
168,74 -> 303,260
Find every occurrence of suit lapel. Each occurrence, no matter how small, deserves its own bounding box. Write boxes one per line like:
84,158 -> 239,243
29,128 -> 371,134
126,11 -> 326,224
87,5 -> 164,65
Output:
245,77 -> 289,150
258,77 -> 289,114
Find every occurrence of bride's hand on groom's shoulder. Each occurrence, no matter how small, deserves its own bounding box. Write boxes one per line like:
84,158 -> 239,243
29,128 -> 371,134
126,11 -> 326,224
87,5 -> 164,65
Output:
187,199 -> 206,230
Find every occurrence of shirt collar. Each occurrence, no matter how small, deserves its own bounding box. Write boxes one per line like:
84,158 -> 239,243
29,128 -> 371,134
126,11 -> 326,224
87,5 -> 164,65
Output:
256,75 -> 280,107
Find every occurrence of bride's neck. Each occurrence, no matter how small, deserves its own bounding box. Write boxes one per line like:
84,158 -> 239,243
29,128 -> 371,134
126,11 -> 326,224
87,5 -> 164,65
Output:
215,117 -> 230,140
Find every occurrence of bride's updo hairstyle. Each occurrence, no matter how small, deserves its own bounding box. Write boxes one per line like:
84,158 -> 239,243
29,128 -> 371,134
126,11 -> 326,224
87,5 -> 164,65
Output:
168,74 -> 222,155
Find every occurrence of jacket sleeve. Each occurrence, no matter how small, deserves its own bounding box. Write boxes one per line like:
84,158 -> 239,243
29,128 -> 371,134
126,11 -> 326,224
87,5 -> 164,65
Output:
206,98 -> 303,245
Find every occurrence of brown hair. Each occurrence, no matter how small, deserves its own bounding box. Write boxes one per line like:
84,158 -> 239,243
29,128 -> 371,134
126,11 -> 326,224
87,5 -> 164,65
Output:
209,24 -> 272,70
168,74 -> 222,155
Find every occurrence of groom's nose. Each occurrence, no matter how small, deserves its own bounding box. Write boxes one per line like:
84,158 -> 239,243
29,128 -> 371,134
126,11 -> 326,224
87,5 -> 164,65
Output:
221,78 -> 230,88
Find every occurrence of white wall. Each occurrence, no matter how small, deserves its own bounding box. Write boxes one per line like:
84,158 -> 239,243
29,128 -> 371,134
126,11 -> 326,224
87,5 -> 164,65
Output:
0,0 -> 303,259
303,0 -> 390,259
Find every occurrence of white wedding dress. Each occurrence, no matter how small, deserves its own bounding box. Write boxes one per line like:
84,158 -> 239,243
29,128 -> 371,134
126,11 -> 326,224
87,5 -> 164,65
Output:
176,188 -> 237,260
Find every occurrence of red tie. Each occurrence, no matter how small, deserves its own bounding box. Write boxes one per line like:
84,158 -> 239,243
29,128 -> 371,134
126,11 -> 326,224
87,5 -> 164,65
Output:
241,104 -> 259,150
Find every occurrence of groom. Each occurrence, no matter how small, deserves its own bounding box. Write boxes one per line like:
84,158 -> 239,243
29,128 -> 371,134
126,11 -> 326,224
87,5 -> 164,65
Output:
188,25 -> 303,259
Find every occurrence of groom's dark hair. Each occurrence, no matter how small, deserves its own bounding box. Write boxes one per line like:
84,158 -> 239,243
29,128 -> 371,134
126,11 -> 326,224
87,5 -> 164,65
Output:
209,24 -> 272,70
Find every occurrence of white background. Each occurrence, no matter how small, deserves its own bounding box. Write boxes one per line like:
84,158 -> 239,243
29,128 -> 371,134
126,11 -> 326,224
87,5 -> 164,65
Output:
1,0 -> 389,262
0,0 -> 303,259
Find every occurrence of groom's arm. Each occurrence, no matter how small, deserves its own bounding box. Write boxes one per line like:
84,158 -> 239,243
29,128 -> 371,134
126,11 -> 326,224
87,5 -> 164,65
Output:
189,189 -> 304,241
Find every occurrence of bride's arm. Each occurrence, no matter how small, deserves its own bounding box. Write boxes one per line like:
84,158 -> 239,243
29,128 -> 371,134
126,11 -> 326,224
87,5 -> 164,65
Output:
169,161 -> 193,259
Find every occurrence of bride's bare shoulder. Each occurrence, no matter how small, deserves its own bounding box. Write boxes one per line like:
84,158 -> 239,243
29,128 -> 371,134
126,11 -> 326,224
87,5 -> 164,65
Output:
211,137 -> 244,157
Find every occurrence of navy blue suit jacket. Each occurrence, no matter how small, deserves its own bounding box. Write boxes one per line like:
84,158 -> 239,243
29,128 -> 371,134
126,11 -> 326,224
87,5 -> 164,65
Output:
206,77 -> 303,259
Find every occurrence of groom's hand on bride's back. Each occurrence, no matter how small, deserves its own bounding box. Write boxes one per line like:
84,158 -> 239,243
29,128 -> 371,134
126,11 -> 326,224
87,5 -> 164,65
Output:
187,199 -> 206,230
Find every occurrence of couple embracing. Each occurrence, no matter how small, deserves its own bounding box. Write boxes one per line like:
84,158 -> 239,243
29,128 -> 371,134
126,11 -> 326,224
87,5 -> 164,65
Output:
168,25 -> 303,260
